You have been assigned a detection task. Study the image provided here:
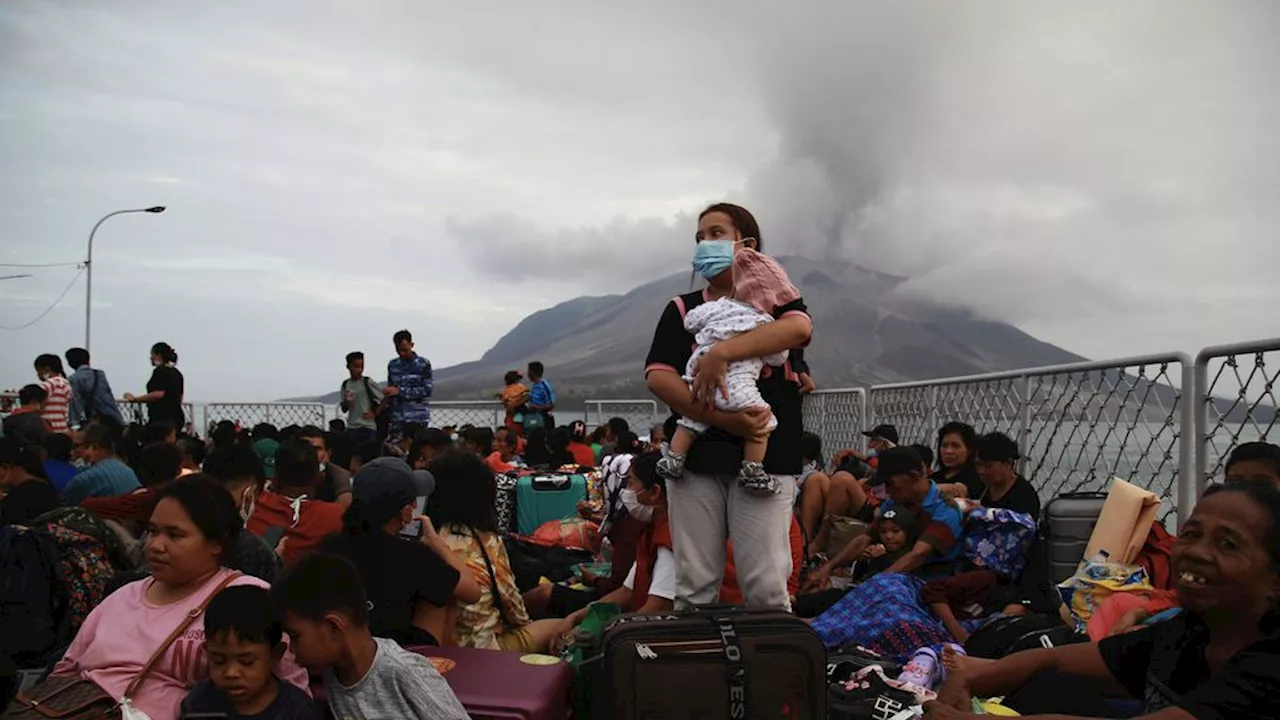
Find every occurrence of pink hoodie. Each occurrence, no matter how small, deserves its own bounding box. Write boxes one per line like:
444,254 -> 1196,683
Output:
53,567 -> 310,720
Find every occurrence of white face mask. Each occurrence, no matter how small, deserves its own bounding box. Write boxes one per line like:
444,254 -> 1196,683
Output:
621,488 -> 654,522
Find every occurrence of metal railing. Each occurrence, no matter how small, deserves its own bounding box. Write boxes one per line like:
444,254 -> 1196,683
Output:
1194,338 -> 1280,495
864,353 -> 1194,524
204,402 -> 328,430
427,401 -> 505,430
802,388 -> 868,456
583,399 -> 661,434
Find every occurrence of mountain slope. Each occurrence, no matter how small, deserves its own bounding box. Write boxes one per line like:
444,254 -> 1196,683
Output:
392,257 -> 1084,403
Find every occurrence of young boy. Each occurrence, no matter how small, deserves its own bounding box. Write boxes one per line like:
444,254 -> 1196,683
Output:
272,553 -> 469,720
181,585 -> 321,719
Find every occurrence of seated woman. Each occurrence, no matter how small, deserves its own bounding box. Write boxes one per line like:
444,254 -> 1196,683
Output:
926,481 -> 1280,719
430,450 -> 569,653
49,475 -> 309,720
320,456 -> 480,646
556,452 -> 676,636
931,421 -> 983,499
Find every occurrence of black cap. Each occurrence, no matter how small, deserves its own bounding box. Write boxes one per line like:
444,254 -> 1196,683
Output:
862,424 -> 899,445
870,446 -> 924,486
878,506 -> 919,540
352,457 -> 419,524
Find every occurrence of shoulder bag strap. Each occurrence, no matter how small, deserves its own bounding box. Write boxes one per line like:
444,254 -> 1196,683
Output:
362,377 -> 379,409
470,528 -> 517,629
122,572 -> 242,699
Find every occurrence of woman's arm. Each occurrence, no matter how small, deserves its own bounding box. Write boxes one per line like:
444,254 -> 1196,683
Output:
710,314 -> 813,364
646,370 -> 772,440
689,314 -> 813,407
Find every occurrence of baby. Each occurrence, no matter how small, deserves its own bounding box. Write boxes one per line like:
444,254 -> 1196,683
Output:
657,247 -> 801,495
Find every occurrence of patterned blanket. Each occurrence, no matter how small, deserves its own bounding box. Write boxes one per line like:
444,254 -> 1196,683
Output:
810,572 -> 987,663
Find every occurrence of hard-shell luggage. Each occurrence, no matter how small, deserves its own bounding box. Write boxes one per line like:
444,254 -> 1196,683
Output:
409,644 -> 572,720
516,472 -> 588,536
579,605 -> 827,719
1043,492 -> 1107,583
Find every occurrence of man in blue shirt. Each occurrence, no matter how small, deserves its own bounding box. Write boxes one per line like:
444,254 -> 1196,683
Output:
64,347 -> 125,428
526,361 -> 556,430
62,422 -> 140,505
806,446 -> 965,590
385,329 -> 433,439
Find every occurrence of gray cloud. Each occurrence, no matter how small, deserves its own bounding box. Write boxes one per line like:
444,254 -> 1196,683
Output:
3,1 -> 1278,401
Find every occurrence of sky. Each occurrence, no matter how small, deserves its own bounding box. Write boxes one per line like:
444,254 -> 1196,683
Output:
2,0 -> 1278,402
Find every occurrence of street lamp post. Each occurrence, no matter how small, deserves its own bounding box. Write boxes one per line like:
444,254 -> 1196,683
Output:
85,206 -> 165,352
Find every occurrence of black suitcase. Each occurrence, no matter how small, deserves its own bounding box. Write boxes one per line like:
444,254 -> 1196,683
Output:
1044,491 -> 1108,583
580,605 -> 827,719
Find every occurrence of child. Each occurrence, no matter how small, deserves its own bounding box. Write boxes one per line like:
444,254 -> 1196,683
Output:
181,585 -> 321,720
657,247 -> 801,496
272,553 -> 469,720
853,507 -> 919,580
497,370 -> 530,436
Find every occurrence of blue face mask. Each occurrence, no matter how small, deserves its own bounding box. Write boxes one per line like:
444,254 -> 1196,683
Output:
691,239 -> 737,279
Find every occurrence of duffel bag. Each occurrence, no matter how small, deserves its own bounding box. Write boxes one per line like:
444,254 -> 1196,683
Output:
963,613 -> 1087,660
581,604 -> 827,719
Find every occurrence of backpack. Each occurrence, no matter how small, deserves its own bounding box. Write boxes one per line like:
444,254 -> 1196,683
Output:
0,526 -> 70,668
1137,521 -> 1176,591
963,613 -> 1087,660
30,508 -> 122,636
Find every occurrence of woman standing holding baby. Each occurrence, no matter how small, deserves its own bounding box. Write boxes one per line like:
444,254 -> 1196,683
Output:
643,203 -> 812,611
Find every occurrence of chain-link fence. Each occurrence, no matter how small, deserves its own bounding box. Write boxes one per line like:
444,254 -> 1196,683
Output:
203,403 -> 329,430
427,401 -> 505,429
802,388 -> 867,456
1195,338 -> 1280,493
870,374 -> 1026,450
865,354 -> 1193,524
582,400 -> 661,434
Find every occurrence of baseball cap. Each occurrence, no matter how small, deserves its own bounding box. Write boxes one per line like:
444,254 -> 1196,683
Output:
252,438 -> 279,479
352,456 -> 419,524
862,424 -> 900,446
870,446 -> 924,486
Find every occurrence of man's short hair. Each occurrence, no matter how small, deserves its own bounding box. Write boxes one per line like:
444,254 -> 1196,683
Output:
527,361 -> 545,377
204,444 -> 266,487
205,585 -> 282,647
65,347 -> 91,370
345,351 -> 364,366
18,384 -> 48,406
1226,441 -> 1280,477
393,329 -> 413,346
82,421 -> 120,452
274,440 -> 320,489
297,425 -> 328,450
272,552 -> 370,626
136,442 -> 183,488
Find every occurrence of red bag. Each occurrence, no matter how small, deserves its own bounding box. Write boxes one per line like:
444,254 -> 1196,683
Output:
1137,522 -> 1176,590
531,517 -> 600,552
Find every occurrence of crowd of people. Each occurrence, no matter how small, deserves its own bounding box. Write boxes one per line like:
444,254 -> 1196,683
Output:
2,202 -> 1278,719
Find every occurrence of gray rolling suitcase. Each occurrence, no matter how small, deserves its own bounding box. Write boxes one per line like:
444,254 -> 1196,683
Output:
1043,491 -> 1107,583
